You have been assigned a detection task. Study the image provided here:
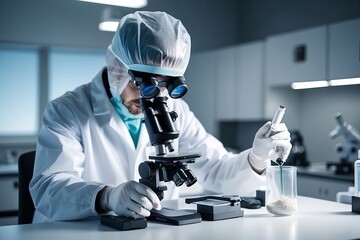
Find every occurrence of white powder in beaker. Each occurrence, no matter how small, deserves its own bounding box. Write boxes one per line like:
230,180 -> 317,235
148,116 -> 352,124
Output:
266,197 -> 297,215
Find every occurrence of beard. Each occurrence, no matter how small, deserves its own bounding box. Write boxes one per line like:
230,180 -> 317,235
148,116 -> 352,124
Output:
122,99 -> 142,115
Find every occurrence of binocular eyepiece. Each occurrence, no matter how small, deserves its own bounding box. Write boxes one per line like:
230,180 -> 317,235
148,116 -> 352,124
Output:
128,70 -> 188,99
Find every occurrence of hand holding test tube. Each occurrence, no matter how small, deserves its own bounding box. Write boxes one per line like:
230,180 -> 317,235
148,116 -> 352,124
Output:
265,105 -> 286,138
266,105 -> 286,165
249,105 -> 291,171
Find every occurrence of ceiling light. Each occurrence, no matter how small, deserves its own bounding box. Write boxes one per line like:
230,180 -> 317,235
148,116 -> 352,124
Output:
291,81 -> 329,90
99,8 -> 122,32
76,0 -> 147,8
329,77 -> 360,86
99,21 -> 119,32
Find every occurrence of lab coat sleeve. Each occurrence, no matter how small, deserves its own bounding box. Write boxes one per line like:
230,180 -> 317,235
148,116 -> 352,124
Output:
29,100 -> 104,221
176,100 -> 265,196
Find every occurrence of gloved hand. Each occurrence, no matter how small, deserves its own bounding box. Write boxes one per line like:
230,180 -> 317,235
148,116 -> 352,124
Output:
100,181 -> 161,219
249,121 -> 292,172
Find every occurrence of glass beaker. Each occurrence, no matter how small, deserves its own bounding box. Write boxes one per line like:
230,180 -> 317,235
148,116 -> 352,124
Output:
266,166 -> 297,216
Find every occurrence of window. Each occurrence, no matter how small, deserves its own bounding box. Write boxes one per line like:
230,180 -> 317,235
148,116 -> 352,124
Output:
0,46 -> 106,142
49,49 -> 106,100
0,48 -> 39,136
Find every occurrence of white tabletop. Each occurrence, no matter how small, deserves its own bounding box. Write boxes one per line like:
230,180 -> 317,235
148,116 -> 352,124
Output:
0,196 -> 359,240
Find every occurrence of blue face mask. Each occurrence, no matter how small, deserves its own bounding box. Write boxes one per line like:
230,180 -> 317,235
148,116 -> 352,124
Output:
110,97 -> 143,148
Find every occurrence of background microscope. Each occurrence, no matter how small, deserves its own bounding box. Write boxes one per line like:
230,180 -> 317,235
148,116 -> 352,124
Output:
328,113 -> 360,174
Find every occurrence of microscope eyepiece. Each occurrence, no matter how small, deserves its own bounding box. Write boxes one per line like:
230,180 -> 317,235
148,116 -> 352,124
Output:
166,76 -> 188,99
140,77 -> 160,99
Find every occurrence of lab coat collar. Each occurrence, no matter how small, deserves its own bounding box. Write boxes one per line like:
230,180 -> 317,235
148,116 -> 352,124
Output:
90,68 -> 151,151
91,67 -> 112,117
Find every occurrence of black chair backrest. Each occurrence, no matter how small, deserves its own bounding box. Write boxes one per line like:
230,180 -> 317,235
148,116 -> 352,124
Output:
18,151 -> 36,224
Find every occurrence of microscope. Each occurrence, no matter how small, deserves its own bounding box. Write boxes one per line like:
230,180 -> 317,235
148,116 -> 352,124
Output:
328,113 -> 360,174
128,70 -> 202,224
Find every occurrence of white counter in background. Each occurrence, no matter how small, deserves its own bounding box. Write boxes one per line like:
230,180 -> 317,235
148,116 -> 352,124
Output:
0,164 -> 17,176
297,164 -> 353,201
297,164 -> 353,182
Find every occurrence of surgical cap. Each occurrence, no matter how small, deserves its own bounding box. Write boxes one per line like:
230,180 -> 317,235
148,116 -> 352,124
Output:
106,11 -> 191,99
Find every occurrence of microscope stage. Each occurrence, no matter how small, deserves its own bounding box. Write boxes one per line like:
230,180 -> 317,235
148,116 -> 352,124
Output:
149,153 -> 201,162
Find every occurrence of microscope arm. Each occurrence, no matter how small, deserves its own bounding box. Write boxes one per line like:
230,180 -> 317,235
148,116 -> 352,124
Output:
329,113 -> 360,143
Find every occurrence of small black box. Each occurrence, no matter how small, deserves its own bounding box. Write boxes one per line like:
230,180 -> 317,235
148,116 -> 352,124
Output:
195,199 -> 244,220
185,195 -> 244,221
149,208 -> 202,225
100,215 -> 147,231
256,190 -> 266,206
352,196 -> 360,214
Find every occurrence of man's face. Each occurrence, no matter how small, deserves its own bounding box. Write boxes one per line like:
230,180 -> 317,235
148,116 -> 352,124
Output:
120,76 -> 169,115
120,83 -> 142,115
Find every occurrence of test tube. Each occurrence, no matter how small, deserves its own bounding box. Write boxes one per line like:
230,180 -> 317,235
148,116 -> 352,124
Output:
265,105 -> 286,138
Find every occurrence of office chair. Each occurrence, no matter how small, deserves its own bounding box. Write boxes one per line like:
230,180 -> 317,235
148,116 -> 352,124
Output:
18,150 -> 36,224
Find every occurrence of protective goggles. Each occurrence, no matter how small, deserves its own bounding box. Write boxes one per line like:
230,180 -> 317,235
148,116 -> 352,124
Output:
128,70 -> 188,99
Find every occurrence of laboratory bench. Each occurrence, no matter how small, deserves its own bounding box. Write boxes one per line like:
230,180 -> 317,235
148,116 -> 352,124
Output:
0,162 -> 355,226
0,196 -> 359,240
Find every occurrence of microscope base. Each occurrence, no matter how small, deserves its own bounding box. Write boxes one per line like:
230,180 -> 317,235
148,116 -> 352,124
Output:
148,208 -> 201,225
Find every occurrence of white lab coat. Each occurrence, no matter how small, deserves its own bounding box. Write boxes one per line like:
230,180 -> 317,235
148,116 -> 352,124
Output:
29,68 -> 265,223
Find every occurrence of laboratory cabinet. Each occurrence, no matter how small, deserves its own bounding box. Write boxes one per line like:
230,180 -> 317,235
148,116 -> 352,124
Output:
297,175 -> 352,201
184,51 -> 217,135
0,175 -> 18,212
233,42 -> 263,120
265,25 -> 327,86
329,18 -> 360,80
214,47 -> 236,120
0,163 -> 19,225
215,42 -> 264,121
0,174 -> 19,226
185,41 -> 264,135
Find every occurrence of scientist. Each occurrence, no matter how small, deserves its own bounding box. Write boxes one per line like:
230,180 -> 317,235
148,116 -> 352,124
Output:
29,11 -> 292,223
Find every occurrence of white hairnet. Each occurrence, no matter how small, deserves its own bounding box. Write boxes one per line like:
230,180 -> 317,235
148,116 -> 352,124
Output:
106,11 -> 191,99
